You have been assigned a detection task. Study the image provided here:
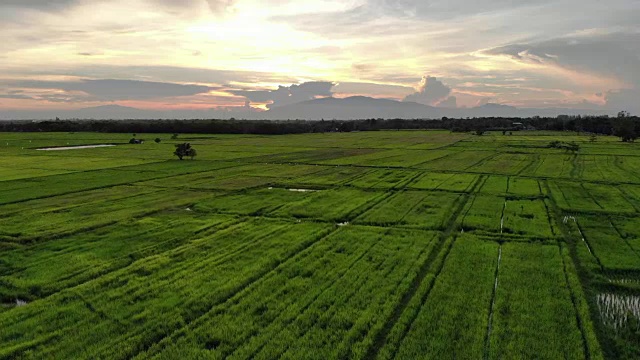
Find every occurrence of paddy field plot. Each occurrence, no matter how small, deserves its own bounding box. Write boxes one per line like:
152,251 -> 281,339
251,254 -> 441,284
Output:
1,130 -> 639,359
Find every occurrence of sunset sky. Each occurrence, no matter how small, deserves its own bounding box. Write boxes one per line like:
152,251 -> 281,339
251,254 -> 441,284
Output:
1,0 -> 639,113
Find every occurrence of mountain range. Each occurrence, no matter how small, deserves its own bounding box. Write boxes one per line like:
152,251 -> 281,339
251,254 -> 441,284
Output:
0,96 -> 612,120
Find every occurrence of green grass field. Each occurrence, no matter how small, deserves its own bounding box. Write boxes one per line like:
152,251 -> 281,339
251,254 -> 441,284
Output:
1,130 -> 639,359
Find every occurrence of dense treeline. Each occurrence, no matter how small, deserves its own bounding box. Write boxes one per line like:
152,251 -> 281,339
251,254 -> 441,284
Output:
0,115 -> 638,140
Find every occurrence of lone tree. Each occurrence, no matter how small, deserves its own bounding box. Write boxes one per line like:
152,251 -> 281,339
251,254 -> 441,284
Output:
174,143 -> 197,160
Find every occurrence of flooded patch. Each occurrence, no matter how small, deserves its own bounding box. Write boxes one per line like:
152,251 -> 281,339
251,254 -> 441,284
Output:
596,293 -> 640,331
36,144 -> 116,151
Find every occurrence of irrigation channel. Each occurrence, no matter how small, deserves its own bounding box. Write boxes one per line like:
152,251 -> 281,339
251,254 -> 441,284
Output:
36,144 -> 116,151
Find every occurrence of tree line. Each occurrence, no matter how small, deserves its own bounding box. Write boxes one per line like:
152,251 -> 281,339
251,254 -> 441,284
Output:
0,114 -> 638,141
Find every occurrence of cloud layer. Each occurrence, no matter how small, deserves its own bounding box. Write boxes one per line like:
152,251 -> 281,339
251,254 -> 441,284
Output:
7,79 -> 214,101
0,0 -> 639,114
233,81 -> 334,108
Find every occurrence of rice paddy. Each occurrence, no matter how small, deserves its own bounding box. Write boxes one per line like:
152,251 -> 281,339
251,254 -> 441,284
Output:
0,130 -> 639,359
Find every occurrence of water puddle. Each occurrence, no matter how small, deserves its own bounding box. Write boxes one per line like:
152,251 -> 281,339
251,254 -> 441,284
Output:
288,189 -> 318,192
36,144 -> 116,151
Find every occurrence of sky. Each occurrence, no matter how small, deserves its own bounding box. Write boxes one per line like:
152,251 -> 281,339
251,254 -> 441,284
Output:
1,0 -> 639,114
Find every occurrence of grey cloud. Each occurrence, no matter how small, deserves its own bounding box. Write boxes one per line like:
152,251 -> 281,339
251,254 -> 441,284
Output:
233,81 -> 334,109
605,89 -> 640,114
403,76 -> 451,106
272,0 -> 549,38
9,79 -> 214,101
0,0 -> 76,10
5,65 -> 296,88
205,0 -> 235,13
0,0 -> 232,11
36,94 -> 89,103
437,96 -> 457,108
485,32 -> 640,87
146,0 -> 235,15
0,94 -> 34,100
332,82 -> 413,97
370,0 -> 551,20
475,97 -> 493,106
273,1 -> 639,55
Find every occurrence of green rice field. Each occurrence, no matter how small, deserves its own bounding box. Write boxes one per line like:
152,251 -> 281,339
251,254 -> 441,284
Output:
0,130 -> 639,359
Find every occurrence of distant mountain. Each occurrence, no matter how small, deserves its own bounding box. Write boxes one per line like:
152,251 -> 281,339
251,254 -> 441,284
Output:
264,96 -> 444,120
0,96 -> 612,120
263,96 -> 608,119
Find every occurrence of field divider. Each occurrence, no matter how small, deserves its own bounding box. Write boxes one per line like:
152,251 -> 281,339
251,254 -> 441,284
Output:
130,224 -> 344,357
363,175 -> 484,359
483,244 -> 502,360
580,183 -> 606,210
558,242 -> 595,360
546,179 -> 609,359
350,191 -> 403,224
7,217 -> 245,303
542,197 -> 558,237
569,152 -> 581,179
241,158 -> 640,187
571,218 -> 605,272
611,155 -> 640,183
410,151 -> 458,169
233,233 -> 391,360
11,192 -> 215,246
615,185 -> 640,212
0,161 -> 245,206
544,180 -> 605,271
0,184 -> 160,219
464,152 -> 501,171
396,170 -> 429,190
342,189 -> 397,223
458,175 -> 489,232
515,153 -> 541,176
367,234 -> 458,360
252,236 -> 411,360
607,219 -> 640,260
396,193 -> 431,225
